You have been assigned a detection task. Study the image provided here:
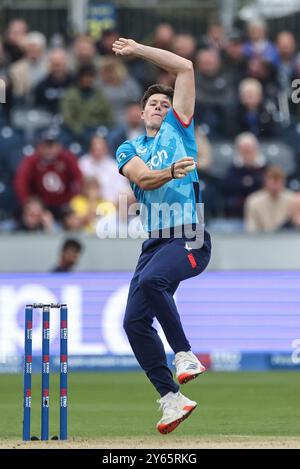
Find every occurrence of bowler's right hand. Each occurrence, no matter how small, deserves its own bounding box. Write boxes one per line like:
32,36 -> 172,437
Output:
112,38 -> 139,57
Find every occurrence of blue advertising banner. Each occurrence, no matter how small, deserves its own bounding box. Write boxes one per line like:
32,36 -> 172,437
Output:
0,271 -> 299,372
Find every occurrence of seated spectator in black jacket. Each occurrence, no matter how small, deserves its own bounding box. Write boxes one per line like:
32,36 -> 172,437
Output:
108,102 -> 144,154
222,132 -> 267,218
235,78 -> 278,138
34,48 -> 73,115
195,48 -> 235,138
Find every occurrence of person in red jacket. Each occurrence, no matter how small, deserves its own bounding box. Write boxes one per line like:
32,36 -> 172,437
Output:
14,129 -> 83,219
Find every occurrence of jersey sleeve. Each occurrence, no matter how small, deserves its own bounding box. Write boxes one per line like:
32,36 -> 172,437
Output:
116,141 -> 137,175
165,108 -> 195,141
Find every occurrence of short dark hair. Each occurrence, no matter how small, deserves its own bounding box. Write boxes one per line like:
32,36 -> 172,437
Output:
62,238 -> 83,253
141,84 -> 174,110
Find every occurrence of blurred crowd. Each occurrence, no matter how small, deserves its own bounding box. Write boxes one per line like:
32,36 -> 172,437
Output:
1,19 -> 300,234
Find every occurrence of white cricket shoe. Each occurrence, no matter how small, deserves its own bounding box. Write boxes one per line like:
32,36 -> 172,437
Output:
156,392 -> 197,434
173,351 -> 206,385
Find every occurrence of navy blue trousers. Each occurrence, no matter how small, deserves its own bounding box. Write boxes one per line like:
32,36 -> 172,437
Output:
123,229 -> 212,397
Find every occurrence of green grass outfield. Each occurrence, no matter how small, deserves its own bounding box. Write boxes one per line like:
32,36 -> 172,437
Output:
1,371 -> 300,440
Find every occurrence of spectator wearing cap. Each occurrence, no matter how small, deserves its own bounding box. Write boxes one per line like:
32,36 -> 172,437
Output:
9,31 -> 48,100
245,166 -> 295,232
243,20 -> 279,67
108,102 -> 144,154
235,78 -> 278,138
61,65 -> 113,144
98,57 -> 142,125
194,48 -> 235,138
79,135 -> 130,205
14,130 -> 83,219
222,133 -> 267,218
34,48 -> 74,115
3,19 -> 28,64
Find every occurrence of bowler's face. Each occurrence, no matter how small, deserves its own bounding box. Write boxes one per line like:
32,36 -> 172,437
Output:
142,93 -> 171,131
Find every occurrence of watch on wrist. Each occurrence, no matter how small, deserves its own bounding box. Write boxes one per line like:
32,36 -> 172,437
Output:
171,163 -> 176,179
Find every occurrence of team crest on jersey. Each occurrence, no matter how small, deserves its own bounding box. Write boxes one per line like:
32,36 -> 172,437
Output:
136,147 -> 148,156
117,152 -> 127,163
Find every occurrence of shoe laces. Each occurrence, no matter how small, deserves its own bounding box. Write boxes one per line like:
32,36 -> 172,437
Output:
173,351 -> 194,367
157,393 -> 182,413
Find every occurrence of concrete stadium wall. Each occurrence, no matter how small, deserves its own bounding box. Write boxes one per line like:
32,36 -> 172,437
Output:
0,233 -> 299,272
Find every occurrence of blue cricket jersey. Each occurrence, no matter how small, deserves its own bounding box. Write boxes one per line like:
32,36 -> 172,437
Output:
116,108 -> 201,233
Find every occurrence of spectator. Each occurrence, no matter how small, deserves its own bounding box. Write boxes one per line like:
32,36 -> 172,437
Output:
276,32 -> 299,121
0,72 -> 14,125
60,204 -> 82,232
96,29 -> 119,56
195,48 -> 235,138
71,35 -> 98,71
9,31 -> 48,100
108,102 -> 144,154
196,128 -> 224,219
236,78 -> 278,138
79,135 -> 130,204
223,30 -> 248,87
246,57 -> 278,102
276,31 -> 298,91
52,238 -> 83,273
288,193 -> 300,229
61,64 -> 113,143
14,129 -> 83,218
157,69 -> 176,88
222,132 -> 267,218
245,165 -> 295,232
34,48 -> 73,115
243,20 -> 279,67
14,197 -> 55,232
3,19 -> 28,64
172,34 -> 197,62
152,23 -> 175,50
98,56 -> 142,124
201,22 -> 226,52
70,176 -> 116,233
